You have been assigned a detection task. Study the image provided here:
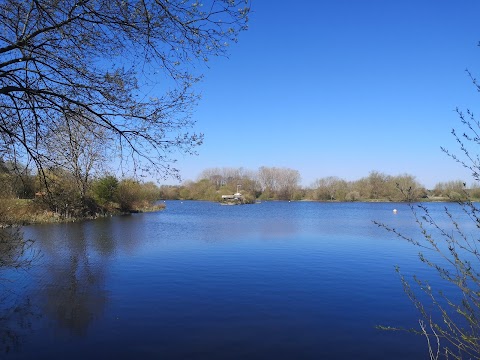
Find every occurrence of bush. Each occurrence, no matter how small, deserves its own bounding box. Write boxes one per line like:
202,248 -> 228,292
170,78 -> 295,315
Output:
115,179 -> 160,212
345,191 -> 360,201
91,175 -> 119,206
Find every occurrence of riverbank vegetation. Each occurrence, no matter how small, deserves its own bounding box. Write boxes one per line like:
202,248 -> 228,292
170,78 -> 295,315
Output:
2,160 -> 474,226
0,160 -> 164,226
159,166 -> 475,203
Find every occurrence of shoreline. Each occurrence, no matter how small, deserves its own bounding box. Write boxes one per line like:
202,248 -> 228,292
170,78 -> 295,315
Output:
2,197 -> 472,227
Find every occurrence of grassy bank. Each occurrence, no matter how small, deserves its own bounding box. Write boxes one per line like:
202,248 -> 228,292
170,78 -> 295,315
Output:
0,198 -> 165,226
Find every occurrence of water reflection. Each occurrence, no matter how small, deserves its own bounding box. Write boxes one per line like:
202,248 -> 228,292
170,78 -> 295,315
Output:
0,227 -> 37,270
33,222 -> 110,336
0,228 -> 38,356
0,297 -> 36,355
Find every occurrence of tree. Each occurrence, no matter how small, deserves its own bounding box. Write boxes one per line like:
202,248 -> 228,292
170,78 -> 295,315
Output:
37,166 -> 86,217
42,113 -> 107,207
378,81 -> 480,358
433,180 -> 468,201
389,174 -> 426,202
469,183 -> 480,199
114,178 -> 160,212
198,167 -> 225,189
366,170 -> 390,200
91,175 -> 119,206
197,166 -> 260,199
0,159 -> 36,199
312,176 -> 347,201
257,166 -> 301,200
345,190 -> 360,201
0,0 -> 250,182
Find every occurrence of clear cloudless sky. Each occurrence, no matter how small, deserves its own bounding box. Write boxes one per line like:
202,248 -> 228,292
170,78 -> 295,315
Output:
165,0 -> 480,189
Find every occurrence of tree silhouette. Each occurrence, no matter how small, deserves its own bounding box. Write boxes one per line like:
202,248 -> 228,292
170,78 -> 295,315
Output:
0,0 -> 249,181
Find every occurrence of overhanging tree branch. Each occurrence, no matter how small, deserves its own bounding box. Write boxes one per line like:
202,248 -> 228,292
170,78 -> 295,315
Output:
0,0 -> 249,180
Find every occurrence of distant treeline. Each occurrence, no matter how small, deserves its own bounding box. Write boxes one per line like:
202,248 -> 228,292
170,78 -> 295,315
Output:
1,162 -> 475,225
159,167 -> 478,203
0,160 -> 163,225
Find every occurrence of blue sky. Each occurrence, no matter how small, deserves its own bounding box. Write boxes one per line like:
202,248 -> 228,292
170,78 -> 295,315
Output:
168,1 -> 480,189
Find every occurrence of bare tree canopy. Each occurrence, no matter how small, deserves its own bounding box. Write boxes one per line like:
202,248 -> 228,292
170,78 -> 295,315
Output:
0,0 -> 249,179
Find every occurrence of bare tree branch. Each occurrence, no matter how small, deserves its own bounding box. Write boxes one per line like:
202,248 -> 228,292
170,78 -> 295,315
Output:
0,0 -> 250,180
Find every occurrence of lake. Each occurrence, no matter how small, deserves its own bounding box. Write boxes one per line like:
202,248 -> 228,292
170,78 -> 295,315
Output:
1,200 -> 469,359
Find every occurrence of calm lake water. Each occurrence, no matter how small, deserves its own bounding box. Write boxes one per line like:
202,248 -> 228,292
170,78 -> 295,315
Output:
1,201 -> 470,359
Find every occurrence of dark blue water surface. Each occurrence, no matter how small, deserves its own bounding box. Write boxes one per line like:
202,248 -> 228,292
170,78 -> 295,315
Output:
2,201 -> 471,359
